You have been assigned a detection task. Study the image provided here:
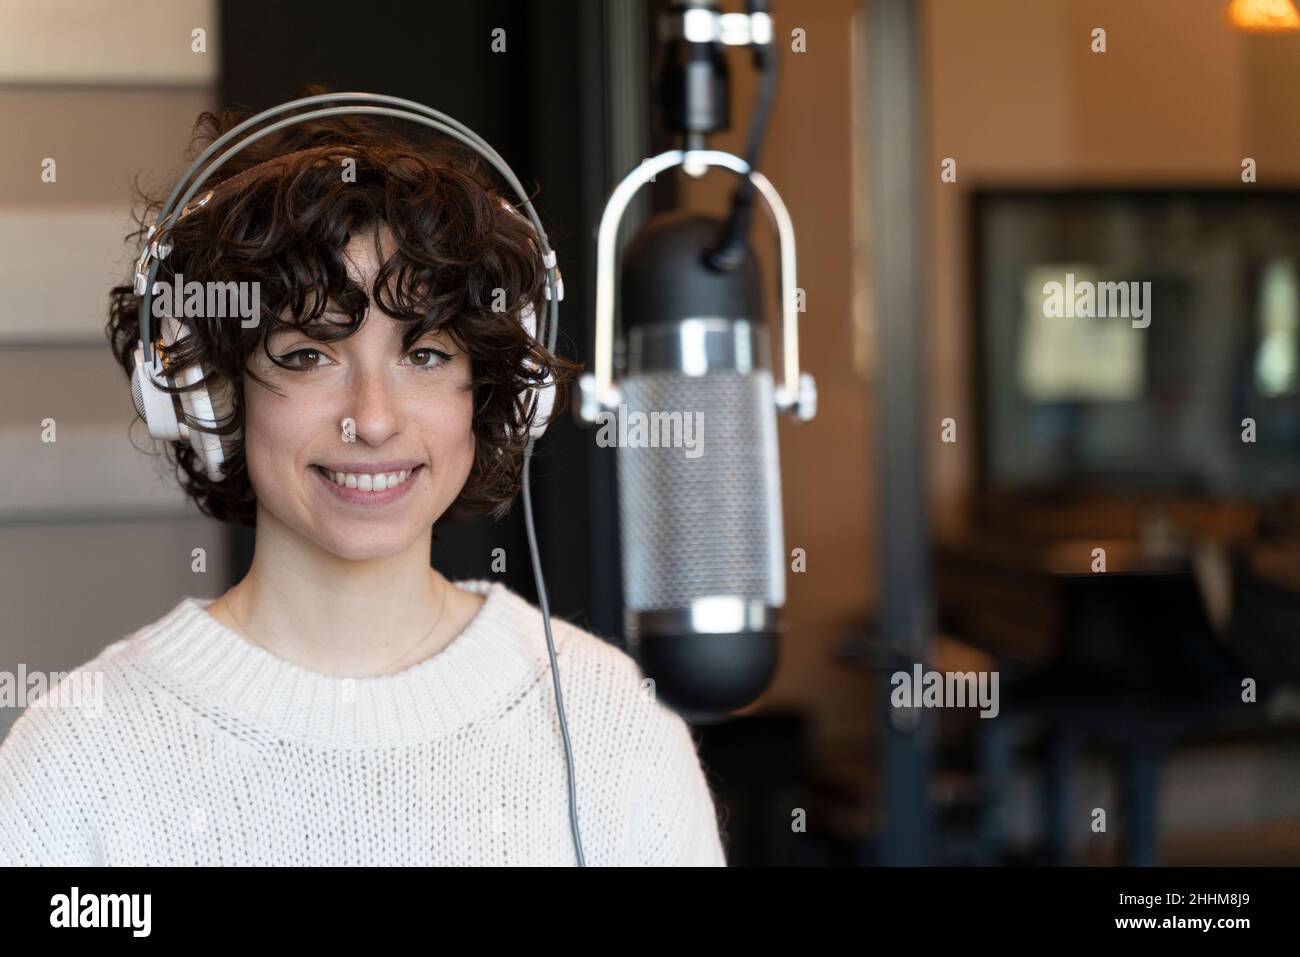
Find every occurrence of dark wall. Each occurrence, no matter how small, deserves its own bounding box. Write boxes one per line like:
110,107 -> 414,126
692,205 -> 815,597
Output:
219,0 -> 631,638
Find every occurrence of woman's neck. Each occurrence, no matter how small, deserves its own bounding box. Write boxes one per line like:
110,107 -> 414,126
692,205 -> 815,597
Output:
207,509 -> 485,678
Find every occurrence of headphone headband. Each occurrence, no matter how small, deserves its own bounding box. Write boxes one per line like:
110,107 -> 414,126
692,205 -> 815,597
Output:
137,93 -> 560,365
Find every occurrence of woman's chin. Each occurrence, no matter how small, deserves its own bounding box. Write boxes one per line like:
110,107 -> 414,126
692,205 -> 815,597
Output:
311,525 -> 427,563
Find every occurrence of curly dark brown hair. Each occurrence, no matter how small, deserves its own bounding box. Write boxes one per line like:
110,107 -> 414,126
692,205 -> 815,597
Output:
106,94 -> 582,528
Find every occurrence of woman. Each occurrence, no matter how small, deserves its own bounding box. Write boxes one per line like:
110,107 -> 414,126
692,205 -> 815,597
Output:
0,103 -> 727,867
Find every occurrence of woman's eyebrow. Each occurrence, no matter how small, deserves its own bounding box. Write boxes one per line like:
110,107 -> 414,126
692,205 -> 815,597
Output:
402,321 -> 451,341
265,321 -> 337,344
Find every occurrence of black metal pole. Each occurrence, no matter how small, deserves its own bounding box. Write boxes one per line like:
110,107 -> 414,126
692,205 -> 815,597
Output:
869,0 -> 934,866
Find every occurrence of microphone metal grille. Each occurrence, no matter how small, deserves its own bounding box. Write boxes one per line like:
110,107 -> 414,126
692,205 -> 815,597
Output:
617,369 -> 785,611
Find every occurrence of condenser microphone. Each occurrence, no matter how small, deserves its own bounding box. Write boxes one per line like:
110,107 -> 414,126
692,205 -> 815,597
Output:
617,211 -> 783,718
577,149 -> 816,719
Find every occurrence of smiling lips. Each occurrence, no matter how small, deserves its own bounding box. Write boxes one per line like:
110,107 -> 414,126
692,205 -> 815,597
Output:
313,463 -> 424,505
319,467 -> 413,491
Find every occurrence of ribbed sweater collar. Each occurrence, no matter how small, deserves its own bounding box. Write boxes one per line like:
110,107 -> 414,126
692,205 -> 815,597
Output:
125,579 -> 551,747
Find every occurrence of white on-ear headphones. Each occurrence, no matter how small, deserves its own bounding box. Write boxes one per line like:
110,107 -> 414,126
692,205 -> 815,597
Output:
130,313 -> 231,480
130,95 -> 564,482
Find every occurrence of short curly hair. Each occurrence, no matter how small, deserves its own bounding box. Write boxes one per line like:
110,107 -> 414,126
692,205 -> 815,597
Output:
106,95 -> 581,528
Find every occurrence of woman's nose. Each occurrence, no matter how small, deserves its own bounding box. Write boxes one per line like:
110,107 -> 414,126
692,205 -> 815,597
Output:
346,368 -> 402,447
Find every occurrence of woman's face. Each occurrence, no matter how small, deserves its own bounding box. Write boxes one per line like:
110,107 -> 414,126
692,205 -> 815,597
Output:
241,229 -> 476,561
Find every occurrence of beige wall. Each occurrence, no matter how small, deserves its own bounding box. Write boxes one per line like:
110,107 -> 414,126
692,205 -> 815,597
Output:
0,0 -> 228,743
923,0 -> 1300,535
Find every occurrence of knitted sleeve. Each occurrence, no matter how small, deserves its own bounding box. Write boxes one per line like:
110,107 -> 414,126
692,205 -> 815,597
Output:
0,706 -> 98,866
628,705 -> 728,867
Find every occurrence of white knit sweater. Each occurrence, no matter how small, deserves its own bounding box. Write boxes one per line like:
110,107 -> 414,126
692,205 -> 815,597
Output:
0,579 -> 728,866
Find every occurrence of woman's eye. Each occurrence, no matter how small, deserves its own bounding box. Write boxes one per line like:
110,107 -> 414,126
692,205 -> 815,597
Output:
273,346 -> 450,371
407,348 -> 452,370
281,348 -> 326,370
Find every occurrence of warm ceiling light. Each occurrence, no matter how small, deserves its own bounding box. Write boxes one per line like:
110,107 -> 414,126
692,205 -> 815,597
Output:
1227,0 -> 1300,32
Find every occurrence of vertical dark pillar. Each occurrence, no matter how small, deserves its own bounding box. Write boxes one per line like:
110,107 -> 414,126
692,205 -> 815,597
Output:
869,0 -> 934,865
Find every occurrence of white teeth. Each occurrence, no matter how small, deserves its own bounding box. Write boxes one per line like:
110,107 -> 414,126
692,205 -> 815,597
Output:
322,467 -> 414,492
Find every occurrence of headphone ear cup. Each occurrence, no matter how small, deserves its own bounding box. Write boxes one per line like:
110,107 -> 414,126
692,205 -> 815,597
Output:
131,343 -> 183,440
526,373 -> 556,441
135,317 -> 229,481
517,298 -> 555,441
175,359 -> 226,481
494,197 -> 561,448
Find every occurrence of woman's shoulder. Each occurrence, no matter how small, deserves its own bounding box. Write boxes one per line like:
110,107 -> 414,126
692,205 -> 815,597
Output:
0,608 -> 166,743
476,579 -> 647,688
0,597 -> 197,755
481,581 -> 704,745
494,591 -> 728,865
0,605 -> 181,865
